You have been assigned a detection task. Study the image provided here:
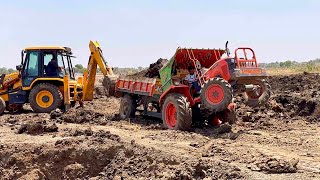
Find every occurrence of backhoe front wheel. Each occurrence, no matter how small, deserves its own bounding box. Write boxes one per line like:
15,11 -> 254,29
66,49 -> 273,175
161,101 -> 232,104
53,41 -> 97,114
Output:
29,83 -> 63,113
162,93 -> 192,131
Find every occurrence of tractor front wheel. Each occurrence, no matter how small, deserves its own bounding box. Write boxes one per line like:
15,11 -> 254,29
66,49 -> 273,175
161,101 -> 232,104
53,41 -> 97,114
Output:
244,80 -> 271,107
162,94 -> 192,131
29,83 -> 63,113
201,78 -> 233,112
119,94 -> 137,119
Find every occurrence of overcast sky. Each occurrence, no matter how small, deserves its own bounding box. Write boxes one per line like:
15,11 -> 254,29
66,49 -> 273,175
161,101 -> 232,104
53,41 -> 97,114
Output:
0,0 -> 319,68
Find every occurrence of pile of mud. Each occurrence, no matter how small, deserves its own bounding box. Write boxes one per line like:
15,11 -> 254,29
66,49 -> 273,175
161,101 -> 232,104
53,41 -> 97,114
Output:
0,130 -> 243,179
127,58 -> 168,78
51,108 -> 109,125
17,121 -> 58,135
236,73 -> 320,124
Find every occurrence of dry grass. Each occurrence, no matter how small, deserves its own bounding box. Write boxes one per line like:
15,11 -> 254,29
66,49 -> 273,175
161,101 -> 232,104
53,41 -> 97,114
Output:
267,67 -> 320,76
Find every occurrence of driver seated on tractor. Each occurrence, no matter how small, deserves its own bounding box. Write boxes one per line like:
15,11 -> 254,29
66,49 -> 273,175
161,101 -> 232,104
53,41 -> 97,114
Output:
46,58 -> 63,77
183,66 -> 201,94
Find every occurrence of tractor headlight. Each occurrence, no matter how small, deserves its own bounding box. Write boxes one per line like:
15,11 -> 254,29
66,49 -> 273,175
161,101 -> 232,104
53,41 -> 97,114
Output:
173,80 -> 180,86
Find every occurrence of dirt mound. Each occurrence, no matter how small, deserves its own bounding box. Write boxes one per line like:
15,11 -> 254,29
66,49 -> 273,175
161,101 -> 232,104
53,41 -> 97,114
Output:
0,134 -> 244,180
236,73 -> 320,124
17,121 -> 58,135
145,58 -> 168,78
249,156 -> 299,173
125,58 -> 168,79
52,108 -> 107,125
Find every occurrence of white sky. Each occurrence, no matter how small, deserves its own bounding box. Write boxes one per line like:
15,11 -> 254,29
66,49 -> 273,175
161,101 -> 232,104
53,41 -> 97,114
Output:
0,0 -> 319,68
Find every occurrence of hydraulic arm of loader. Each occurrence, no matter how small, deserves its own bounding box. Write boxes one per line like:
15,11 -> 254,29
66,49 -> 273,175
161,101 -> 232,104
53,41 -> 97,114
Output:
82,41 -> 114,101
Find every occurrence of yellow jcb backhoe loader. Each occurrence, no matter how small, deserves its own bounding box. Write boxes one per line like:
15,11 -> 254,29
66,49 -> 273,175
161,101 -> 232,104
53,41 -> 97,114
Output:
0,41 -> 117,115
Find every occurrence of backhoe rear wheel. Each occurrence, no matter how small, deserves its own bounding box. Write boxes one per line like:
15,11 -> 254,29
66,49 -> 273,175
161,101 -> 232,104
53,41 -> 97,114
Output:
29,83 -> 63,113
119,94 -> 137,119
201,77 -> 233,112
0,97 -> 6,115
162,93 -> 192,131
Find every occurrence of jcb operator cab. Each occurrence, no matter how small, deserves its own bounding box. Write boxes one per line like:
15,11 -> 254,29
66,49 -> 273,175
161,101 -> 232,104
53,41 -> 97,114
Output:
19,46 -> 75,87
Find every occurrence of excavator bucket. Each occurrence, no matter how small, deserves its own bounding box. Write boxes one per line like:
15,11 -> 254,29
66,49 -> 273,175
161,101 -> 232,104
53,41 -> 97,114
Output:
102,75 -> 118,97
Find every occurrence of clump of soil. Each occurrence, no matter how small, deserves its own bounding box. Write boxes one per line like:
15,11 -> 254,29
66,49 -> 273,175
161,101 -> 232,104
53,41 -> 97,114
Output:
145,58 -> 168,78
249,157 -> 299,173
236,73 -> 320,125
53,108 -> 106,124
125,58 -> 168,78
17,121 -> 58,135
62,127 -> 121,142
0,135 -> 243,180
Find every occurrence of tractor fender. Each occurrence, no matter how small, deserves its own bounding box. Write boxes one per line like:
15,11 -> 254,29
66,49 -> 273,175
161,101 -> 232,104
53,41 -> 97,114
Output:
204,59 -> 231,81
159,85 -> 194,107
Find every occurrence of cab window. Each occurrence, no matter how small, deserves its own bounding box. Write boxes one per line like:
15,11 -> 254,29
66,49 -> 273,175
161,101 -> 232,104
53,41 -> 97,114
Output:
24,51 -> 39,77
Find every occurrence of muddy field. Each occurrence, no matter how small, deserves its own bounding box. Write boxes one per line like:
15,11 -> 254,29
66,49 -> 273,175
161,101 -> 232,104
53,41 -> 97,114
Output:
0,73 -> 320,180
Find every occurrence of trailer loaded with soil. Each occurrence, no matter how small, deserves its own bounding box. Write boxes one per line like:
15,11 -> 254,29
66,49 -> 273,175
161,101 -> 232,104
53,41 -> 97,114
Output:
114,42 -> 271,131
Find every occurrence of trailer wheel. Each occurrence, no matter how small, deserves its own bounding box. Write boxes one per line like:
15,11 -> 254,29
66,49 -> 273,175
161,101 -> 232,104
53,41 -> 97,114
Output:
244,80 -> 271,107
162,93 -> 192,131
0,97 -> 6,115
201,77 -> 233,112
29,83 -> 63,113
119,94 -> 136,119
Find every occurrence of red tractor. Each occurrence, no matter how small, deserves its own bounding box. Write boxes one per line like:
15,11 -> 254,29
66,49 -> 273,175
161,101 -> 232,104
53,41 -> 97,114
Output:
115,42 -> 270,130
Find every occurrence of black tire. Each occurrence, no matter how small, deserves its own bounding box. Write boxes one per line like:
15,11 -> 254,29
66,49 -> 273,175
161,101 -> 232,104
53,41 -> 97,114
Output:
192,104 -> 204,127
201,77 -> 233,112
29,83 -> 63,113
162,93 -> 192,131
119,94 -> 136,119
244,80 -> 271,107
0,97 -> 6,115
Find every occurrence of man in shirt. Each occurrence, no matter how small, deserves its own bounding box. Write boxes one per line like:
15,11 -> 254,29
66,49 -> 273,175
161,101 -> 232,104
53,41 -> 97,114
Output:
47,58 -> 63,77
184,66 -> 201,94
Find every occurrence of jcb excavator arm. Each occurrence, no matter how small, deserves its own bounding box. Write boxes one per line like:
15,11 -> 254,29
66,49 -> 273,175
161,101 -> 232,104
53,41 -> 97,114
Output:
82,41 -> 116,101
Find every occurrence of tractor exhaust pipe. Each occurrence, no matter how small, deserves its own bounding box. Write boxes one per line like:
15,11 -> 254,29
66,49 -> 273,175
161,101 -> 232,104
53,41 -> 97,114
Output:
225,41 -> 230,56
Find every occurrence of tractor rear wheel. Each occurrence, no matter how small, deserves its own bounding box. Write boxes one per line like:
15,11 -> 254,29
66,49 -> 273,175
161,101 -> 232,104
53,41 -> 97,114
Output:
0,97 -> 6,115
244,80 -> 271,107
29,83 -> 63,113
119,94 -> 137,119
162,93 -> 192,131
201,77 -> 233,112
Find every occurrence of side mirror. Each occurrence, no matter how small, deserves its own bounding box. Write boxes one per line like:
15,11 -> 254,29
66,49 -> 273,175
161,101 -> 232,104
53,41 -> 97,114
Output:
16,65 -> 23,71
